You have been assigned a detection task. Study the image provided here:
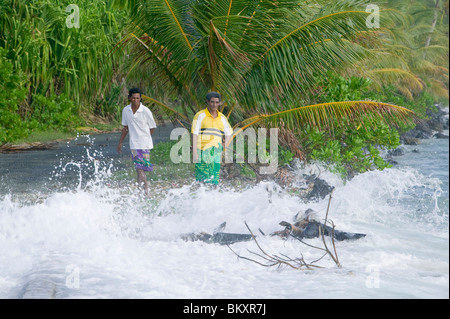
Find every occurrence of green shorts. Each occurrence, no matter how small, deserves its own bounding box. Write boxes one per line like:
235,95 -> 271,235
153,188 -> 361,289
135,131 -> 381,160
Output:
195,145 -> 222,184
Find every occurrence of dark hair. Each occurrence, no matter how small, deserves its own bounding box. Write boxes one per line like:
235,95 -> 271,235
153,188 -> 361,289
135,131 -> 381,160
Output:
206,91 -> 221,102
128,87 -> 142,97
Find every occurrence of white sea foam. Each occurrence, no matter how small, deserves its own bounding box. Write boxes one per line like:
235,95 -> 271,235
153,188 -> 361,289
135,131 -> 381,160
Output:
0,138 -> 448,299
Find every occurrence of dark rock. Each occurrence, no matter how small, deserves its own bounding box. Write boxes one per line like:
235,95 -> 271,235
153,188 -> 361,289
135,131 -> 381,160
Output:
433,132 -> 449,139
427,104 -> 447,120
297,220 -> 366,241
429,121 -> 444,131
400,105 -> 449,144
444,118 -> 449,130
427,105 -> 448,131
299,174 -> 334,202
211,232 -> 253,245
401,137 -> 420,145
221,163 -> 243,179
386,159 -> 398,165
182,231 -> 254,245
414,121 -> 433,138
274,210 -> 366,241
389,147 -> 405,156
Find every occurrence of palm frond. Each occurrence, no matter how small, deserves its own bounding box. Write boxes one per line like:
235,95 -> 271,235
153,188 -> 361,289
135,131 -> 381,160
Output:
233,101 -> 416,135
367,68 -> 424,93
142,95 -> 190,124
122,0 -> 431,133
424,79 -> 449,99
122,33 -> 181,95
239,37 -> 370,113
417,45 -> 450,61
130,0 -> 195,64
229,5 -> 391,112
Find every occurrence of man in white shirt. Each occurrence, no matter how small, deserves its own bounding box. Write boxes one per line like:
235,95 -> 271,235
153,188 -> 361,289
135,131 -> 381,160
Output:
117,88 -> 157,197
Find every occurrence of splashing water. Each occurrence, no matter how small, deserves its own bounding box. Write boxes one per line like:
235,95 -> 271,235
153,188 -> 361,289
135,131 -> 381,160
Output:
0,133 -> 448,298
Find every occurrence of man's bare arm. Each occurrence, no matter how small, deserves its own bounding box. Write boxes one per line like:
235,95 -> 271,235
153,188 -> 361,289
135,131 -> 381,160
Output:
117,126 -> 128,153
192,134 -> 198,163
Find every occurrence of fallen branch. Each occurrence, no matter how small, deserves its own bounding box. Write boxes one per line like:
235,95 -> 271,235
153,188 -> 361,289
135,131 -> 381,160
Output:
227,222 -> 324,270
228,189 -> 343,270
320,188 -> 341,267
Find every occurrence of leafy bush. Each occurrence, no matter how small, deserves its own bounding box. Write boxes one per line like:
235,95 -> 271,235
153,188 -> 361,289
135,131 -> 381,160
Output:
298,73 -> 402,179
321,71 -> 372,101
278,147 -> 294,166
301,117 -> 400,179
0,48 -> 28,144
29,94 -> 81,131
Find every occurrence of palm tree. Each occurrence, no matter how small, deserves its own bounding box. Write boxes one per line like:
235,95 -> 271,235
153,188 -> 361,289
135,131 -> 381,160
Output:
347,0 -> 449,101
122,0 -> 415,138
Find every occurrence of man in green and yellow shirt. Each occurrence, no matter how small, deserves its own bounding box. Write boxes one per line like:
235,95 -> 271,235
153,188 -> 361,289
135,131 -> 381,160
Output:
191,92 -> 233,184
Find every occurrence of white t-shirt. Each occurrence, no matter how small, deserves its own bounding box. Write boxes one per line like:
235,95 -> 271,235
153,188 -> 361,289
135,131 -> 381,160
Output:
121,103 -> 157,150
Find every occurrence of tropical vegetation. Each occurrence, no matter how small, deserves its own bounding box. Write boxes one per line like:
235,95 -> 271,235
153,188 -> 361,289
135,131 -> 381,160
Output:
0,0 -> 131,142
0,0 -> 448,179
348,0 -> 449,107
121,0 -> 424,177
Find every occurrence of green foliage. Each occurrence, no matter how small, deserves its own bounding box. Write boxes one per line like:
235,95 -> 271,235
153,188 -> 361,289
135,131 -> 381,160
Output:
299,73 -> 402,179
0,48 -> 28,144
147,140 -> 193,181
303,119 -> 400,179
353,0 -> 449,102
13,130 -> 75,144
0,0 -> 130,113
127,0 -> 407,125
0,47 -> 83,144
278,147 -> 295,166
95,84 -> 125,123
29,93 -> 81,130
239,163 -> 257,179
319,71 -> 372,102
150,140 -> 178,164
0,0 -> 135,143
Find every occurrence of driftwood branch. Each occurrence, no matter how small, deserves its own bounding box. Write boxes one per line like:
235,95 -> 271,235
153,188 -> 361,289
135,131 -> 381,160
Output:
319,188 -> 341,267
229,189 -> 342,270
227,222 -> 324,270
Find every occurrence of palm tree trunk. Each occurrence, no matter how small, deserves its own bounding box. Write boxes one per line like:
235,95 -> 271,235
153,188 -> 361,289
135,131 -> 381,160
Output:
424,0 -> 440,48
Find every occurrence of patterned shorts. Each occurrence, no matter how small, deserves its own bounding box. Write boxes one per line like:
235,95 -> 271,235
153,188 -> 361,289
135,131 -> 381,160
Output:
131,149 -> 153,171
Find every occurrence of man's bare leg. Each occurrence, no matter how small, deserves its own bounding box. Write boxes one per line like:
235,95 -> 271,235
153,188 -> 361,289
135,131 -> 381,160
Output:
136,169 -> 149,197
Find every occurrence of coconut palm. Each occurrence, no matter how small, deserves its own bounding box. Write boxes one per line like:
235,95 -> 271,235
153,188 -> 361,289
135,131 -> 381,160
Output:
347,0 -> 449,101
122,0 -> 416,136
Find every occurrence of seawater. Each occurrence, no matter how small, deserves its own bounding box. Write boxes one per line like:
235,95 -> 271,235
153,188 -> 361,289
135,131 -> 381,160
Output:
0,133 -> 448,299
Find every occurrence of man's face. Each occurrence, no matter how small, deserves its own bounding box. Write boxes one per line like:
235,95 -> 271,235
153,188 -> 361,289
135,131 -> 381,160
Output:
207,97 -> 220,111
130,93 -> 141,107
